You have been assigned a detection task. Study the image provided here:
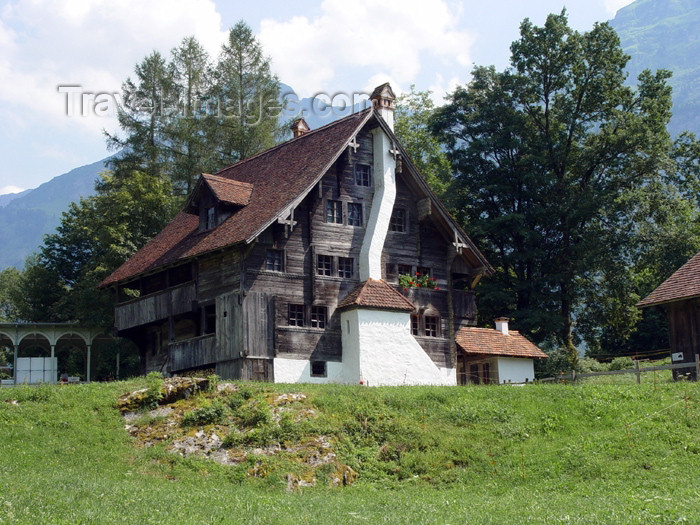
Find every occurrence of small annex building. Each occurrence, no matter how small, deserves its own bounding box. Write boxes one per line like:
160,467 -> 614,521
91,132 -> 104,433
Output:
637,251 -> 700,380
455,318 -> 548,384
99,83 -> 550,386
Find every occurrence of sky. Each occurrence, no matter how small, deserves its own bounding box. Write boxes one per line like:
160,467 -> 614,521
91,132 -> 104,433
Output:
0,0 -> 635,195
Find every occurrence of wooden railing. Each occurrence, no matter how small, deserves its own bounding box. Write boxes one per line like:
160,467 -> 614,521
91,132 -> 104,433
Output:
168,334 -> 216,372
115,282 -> 196,331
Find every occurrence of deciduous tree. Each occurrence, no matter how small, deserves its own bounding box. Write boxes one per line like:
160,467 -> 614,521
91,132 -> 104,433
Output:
431,11 -> 683,362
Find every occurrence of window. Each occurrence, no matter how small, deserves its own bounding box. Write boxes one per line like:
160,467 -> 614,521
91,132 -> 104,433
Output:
354,164 -> 371,186
390,208 -> 406,232
397,264 -> 412,276
338,257 -> 354,279
311,361 -> 327,377
317,254 -> 332,276
203,304 -> 216,335
266,250 -> 283,272
410,314 -> 420,336
347,203 -> 363,227
469,364 -> 480,385
326,200 -> 342,224
482,362 -> 491,385
310,306 -> 327,329
424,316 -> 439,337
288,304 -> 305,327
206,207 -> 216,229
417,266 -> 431,278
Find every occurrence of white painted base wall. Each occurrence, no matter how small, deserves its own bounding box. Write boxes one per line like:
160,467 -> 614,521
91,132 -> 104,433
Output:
273,309 -> 457,386
341,308 -> 456,386
273,358 -> 349,384
496,357 -> 535,384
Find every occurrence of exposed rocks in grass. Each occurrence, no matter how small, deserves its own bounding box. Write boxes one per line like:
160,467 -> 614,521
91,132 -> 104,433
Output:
118,378 -> 355,488
116,377 -> 209,412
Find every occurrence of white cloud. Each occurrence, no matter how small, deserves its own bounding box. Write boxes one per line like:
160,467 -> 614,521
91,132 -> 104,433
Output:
0,0 -> 227,137
0,185 -> 26,195
603,0 -> 636,16
259,0 -> 475,97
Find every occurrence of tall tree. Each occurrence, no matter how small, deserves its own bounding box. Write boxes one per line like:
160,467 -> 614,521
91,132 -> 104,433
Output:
166,36 -> 214,194
431,11 -> 678,361
211,21 -> 283,164
0,267 -> 21,322
394,86 -> 452,198
106,51 -> 175,179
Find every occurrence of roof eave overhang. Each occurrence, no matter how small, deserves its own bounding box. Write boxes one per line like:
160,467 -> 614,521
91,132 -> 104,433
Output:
244,110 -> 375,245
637,293 -> 700,309
370,111 -> 494,276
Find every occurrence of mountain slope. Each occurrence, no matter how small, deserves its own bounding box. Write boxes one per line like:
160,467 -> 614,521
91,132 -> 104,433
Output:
0,157 -> 108,269
610,0 -> 700,136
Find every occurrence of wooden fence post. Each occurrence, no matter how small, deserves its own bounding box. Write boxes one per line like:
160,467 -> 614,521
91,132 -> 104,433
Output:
695,353 -> 699,382
635,360 -> 641,384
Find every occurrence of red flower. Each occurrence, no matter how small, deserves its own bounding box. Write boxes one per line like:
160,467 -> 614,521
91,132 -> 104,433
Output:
436,286 -> 441,291
403,287 -> 408,292
416,283 -> 421,287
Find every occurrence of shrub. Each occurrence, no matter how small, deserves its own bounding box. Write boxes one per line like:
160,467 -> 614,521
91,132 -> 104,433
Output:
609,357 -> 635,371
181,400 -> 226,427
144,371 -> 164,409
579,357 -> 608,373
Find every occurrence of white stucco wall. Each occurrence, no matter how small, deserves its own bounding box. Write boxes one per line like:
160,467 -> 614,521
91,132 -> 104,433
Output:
496,357 -> 536,384
342,308 -> 456,386
359,128 -> 396,280
273,358 -> 348,384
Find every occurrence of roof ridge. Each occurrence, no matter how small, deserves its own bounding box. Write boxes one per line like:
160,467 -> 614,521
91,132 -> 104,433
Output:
214,107 -> 373,178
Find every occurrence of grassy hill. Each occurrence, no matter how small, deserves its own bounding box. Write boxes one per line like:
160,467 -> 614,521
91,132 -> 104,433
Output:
1,379 -> 699,524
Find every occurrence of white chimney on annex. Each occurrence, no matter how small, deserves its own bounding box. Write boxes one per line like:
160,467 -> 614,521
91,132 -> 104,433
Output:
494,317 -> 510,336
369,82 -> 396,131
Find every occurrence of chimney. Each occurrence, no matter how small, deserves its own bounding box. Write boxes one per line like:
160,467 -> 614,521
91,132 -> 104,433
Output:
370,82 -> 396,131
494,317 -> 509,336
290,118 -> 310,138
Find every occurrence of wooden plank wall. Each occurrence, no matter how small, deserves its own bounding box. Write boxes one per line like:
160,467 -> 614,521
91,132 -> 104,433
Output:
198,250 -> 242,301
668,298 -> 700,379
115,282 -> 196,331
169,334 -> 216,372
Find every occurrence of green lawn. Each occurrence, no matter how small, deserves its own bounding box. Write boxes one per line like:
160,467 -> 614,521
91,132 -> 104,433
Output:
1,379 -> 698,524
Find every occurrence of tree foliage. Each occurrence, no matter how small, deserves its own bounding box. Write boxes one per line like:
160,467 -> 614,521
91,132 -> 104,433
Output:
394,86 -> 452,198
431,11 -> 698,359
17,172 -> 179,326
107,21 -> 282,195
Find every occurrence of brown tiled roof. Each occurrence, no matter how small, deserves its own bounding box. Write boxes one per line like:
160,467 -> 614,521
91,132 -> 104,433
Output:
637,251 -> 700,308
202,174 -> 253,207
337,279 -> 415,312
455,327 -> 548,359
101,109 -> 373,287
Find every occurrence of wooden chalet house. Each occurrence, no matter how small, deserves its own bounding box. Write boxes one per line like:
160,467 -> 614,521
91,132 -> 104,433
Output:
637,251 -> 700,380
100,83 -> 494,385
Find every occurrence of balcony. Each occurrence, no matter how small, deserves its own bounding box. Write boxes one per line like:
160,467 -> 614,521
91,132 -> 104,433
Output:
115,281 -> 196,331
168,334 -> 216,372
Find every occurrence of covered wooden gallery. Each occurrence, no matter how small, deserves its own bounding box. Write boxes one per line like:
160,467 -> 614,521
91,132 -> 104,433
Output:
637,251 -> 700,380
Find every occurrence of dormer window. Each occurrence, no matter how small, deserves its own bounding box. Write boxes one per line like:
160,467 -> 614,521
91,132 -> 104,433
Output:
206,207 -> 216,229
